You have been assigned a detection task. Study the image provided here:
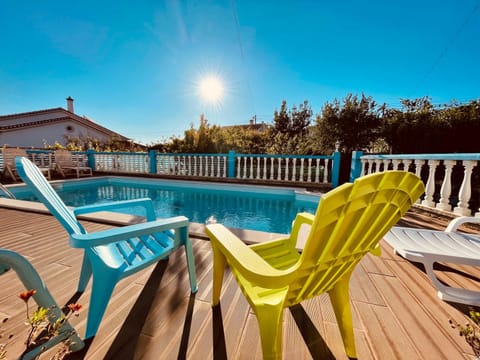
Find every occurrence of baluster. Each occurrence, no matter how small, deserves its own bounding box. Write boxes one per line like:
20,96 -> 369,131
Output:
292,158 -> 297,181
391,159 -> 400,170
454,160 -> 475,215
436,160 -> 455,211
256,157 -> 261,179
263,157 -> 268,180
367,161 -> 373,174
380,160 -> 385,172
284,158 -> 289,181
314,159 -> 320,183
275,158 -> 280,180
299,158 -> 305,181
361,160 -> 367,177
414,159 -> 423,203
193,157 -> 198,176
307,158 -> 312,182
269,157 -> 274,180
249,157 -> 254,179
421,160 -> 439,208
211,156 -> 215,176
323,159 -> 328,183
222,156 -> 226,177
236,157 -> 241,178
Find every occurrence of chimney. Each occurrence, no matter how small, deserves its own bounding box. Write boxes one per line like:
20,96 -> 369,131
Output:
66,96 -> 74,113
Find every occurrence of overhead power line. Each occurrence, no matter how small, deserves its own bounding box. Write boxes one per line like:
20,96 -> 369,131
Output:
414,1 -> 480,94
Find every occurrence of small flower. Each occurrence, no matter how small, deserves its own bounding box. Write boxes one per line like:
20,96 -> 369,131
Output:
19,290 -> 36,302
67,303 -> 82,313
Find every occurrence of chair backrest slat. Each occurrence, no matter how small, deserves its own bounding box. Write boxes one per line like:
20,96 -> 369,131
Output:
286,171 -> 424,305
15,157 -> 85,235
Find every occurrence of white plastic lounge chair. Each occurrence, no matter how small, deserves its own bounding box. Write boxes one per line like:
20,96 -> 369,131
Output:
384,216 -> 480,305
2,148 -> 51,180
54,149 -> 92,178
0,248 -> 84,359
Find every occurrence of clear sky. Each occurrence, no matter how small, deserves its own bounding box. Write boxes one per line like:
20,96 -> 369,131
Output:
1,0 -> 479,145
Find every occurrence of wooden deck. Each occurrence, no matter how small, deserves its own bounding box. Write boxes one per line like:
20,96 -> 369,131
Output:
1,206 -> 480,359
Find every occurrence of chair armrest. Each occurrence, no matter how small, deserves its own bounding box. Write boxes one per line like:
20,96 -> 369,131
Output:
206,224 -> 295,288
69,216 -> 188,248
445,216 -> 480,232
74,198 -> 156,221
290,212 -> 314,240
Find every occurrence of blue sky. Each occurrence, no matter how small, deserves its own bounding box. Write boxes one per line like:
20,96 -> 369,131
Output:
1,1 -> 479,145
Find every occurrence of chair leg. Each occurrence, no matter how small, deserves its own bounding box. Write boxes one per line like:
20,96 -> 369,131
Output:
212,243 -> 227,306
184,240 -> 198,293
328,275 -> 356,358
254,302 -> 284,360
77,253 -> 92,292
85,271 -> 118,339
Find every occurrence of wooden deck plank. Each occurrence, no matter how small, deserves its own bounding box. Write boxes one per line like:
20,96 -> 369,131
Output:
1,207 -> 479,359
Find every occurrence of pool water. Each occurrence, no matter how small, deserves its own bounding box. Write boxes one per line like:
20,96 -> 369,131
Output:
12,177 -> 321,234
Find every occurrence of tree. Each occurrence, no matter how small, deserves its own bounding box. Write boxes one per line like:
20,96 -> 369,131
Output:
315,94 -> 383,153
270,100 -> 313,154
382,97 -> 450,153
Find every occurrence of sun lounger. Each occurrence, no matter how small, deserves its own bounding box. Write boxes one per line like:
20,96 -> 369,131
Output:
385,216 -> 480,305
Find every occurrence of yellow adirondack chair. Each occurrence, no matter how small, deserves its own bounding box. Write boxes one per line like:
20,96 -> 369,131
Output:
206,171 -> 425,359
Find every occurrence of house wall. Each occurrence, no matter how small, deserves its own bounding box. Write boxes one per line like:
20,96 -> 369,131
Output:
0,120 -> 114,148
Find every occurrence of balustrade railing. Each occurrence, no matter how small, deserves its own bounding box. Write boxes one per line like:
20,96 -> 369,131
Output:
351,152 -> 480,216
0,148 -> 340,187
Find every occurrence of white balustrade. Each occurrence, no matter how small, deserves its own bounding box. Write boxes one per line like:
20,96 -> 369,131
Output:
454,160 -> 475,216
436,160 -> 455,211
421,160 -> 439,207
269,158 -> 274,180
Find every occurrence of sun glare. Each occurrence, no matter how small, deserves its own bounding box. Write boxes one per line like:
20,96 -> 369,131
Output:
198,75 -> 224,104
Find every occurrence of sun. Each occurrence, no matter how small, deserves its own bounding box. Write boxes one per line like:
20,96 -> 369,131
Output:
198,75 -> 224,104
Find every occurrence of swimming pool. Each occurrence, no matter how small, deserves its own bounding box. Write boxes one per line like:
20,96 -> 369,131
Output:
9,177 -> 321,234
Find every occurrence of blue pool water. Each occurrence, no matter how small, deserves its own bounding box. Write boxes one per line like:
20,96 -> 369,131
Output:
10,177 -> 321,234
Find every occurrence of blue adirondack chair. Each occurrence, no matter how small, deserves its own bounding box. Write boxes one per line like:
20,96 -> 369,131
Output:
15,156 -> 198,339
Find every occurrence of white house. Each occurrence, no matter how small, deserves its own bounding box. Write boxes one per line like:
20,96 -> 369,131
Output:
0,97 -> 131,148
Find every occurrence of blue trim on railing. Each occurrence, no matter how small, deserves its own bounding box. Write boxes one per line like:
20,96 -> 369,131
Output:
228,150 -> 235,178
350,151 -> 363,182
149,150 -> 156,174
87,149 -> 95,169
331,151 -> 341,188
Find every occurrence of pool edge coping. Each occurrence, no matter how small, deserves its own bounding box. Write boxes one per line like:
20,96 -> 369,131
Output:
0,197 -> 290,245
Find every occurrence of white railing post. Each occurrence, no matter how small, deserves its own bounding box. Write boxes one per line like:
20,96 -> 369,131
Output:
292,158 -> 297,181
242,157 -> 247,179
256,158 -> 261,179
236,157 -> 241,179
299,158 -> 305,181
277,158 -> 282,181
391,159 -> 400,170
436,160 -> 455,212
307,158 -> 312,182
249,157 -> 254,179
263,157 -> 268,180
414,159 -> 423,204
269,158 -> 274,180
421,160 -> 439,207
323,160 -> 328,183
283,158 -> 289,181
361,160 -> 367,177
314,159 -> 320,183
454,160 -> 475,216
